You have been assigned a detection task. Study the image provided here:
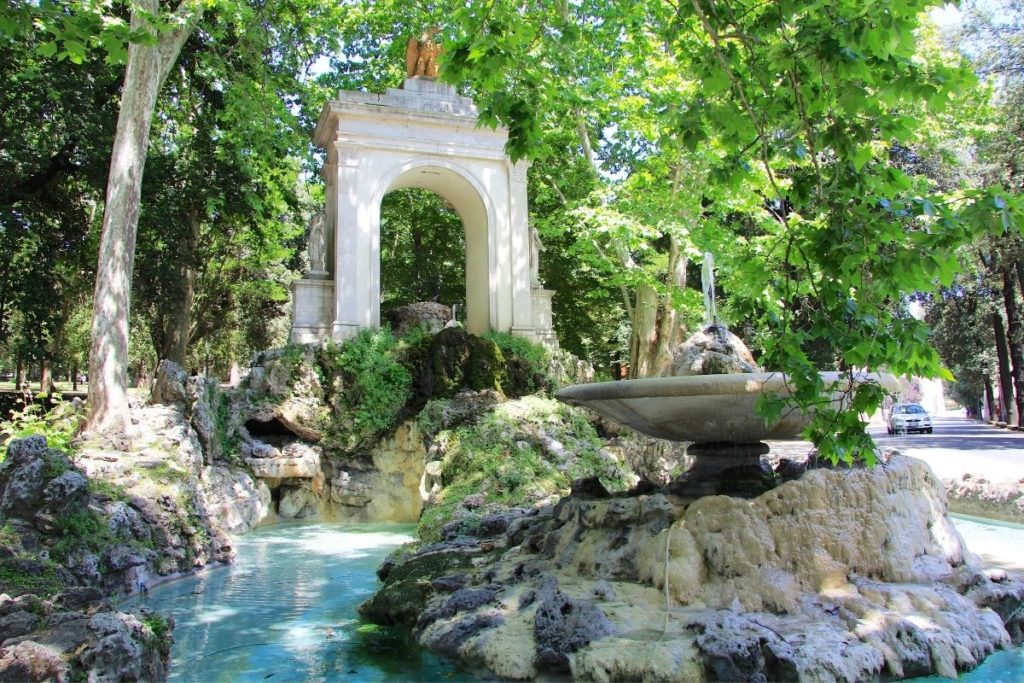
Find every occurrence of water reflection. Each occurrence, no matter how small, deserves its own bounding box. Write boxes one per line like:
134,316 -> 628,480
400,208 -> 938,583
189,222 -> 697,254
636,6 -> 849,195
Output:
133,523 -> 474,682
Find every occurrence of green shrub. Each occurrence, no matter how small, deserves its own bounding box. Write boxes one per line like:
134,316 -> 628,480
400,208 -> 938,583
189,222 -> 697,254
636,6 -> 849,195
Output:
50,507 -> 115,563
0,395 -> 83,460
416,398 -> 451,436
486,330 -> 552,394
486,330 -> 550,373
87,478 -> 130,502
0,556 -> 67,597
417,396 -> 633,542
214,392 -> 242,463
320,328 -> 413,453
143,612 -> 173,652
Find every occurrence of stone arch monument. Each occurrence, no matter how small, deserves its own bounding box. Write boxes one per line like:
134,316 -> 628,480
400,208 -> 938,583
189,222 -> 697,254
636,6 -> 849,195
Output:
290,75 -> 557,349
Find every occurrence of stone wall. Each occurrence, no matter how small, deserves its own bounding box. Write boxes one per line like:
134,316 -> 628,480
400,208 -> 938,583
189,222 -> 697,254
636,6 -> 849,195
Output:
328,420 -> 428,522
946,474 -> 1024,524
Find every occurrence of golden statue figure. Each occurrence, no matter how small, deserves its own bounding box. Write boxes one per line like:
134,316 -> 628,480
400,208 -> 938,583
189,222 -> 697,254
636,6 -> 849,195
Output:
406,28 -> 442,79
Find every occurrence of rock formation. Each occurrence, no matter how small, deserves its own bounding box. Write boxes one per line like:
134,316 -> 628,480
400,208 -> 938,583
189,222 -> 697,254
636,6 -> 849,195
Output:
362,455 -> 1024,681
945,474 -> 1024,524
671,322 -> 759,376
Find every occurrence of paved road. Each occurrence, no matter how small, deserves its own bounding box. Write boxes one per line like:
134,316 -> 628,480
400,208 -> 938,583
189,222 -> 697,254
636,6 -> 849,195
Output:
871,411 -> 1024,484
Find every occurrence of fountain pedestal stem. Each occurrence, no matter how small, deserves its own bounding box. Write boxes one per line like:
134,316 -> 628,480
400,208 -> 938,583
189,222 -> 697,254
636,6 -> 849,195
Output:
668,441 -> 776,498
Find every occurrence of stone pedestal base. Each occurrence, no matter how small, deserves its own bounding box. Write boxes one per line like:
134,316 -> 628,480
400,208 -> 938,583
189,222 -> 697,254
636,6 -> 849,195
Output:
290,278 -> 334,344
668,441 -> 776,498
531,287 -> 559,350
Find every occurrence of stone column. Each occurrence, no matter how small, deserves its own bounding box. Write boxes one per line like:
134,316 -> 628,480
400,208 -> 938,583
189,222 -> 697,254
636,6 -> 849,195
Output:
508,160 -> 534,336
321,160 -> 337,276
332,142 -> 365,339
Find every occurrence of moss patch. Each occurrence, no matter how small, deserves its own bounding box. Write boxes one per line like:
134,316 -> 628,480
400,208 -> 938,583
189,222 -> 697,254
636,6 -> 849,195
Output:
417,396 -> 633,542
0,556 -> 67,597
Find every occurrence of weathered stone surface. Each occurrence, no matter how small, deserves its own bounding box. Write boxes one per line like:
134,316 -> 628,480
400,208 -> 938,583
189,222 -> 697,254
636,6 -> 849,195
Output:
246,449 -> 320,480
200,466 -> 271,534
361,455 -> 1023,682
329,421 -> 427,523
242,347 -> 326,443
382,301 -> 452,338
185,376 -> 220,464
0,640 -> 69,682
945,474 -> 1024,524
532,576 -> 616,673
150,360 -> 187,404
0,604 -> 170,683
602,430 -> 690,486
278,486 -> 320,519
0,611 -> 39,642
42,471 -> 88,511
671,322 -> 759,376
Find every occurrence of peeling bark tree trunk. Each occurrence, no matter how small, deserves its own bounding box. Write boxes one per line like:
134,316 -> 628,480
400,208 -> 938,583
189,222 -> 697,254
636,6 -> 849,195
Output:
86,0 -> 203,432
992,311 -> 1014,423
628,236 -> 688,378
1002,268 -> 1024,425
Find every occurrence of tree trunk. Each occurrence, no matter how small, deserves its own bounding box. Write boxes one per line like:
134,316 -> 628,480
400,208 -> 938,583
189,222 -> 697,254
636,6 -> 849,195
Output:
1003,268 -> 1024,425
629,284 -> 660,378
992,311 -> 1014,423
39,359 -> 55,396
984,373 -> 996,421
164,210 -> 200,365
14,358 -> 23,391
86,0 -> 203,432
71,360 -> 79,392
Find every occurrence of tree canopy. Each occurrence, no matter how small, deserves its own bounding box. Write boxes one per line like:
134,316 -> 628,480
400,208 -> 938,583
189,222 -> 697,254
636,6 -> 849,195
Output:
2,0 -> 1021,460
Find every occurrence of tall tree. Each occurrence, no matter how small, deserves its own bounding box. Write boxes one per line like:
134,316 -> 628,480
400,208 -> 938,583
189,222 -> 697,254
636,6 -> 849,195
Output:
443,0 -> 1022,461
87,0 -> 204,431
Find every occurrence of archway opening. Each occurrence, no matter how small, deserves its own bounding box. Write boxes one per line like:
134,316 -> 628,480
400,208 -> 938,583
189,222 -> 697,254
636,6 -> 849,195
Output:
377,163 -> 491,335
379,188 -> 466,323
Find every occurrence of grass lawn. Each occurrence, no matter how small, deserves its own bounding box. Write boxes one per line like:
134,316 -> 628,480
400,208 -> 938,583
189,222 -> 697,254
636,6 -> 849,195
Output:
0,381 -> 89,394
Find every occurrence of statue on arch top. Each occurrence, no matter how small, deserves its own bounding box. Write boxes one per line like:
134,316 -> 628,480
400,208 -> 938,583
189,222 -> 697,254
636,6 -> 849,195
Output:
406,28 -> 442,79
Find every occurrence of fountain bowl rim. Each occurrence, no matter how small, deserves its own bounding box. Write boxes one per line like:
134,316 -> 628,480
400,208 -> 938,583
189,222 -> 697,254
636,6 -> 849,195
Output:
555,371 -> 898,403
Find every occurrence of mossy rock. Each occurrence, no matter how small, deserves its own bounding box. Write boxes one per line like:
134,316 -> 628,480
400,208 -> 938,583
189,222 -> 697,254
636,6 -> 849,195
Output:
357,577 -> 435,627
403,328 -> 506,405
358,548 -> 475,627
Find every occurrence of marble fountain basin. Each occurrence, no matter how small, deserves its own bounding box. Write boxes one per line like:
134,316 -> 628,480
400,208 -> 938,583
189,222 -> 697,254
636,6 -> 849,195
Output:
555,371 -> 898,443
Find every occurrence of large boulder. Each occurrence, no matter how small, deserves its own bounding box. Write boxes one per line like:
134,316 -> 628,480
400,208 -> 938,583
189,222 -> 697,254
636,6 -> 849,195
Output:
186,376 -> 221,464
361,455 -> 1023,681
149,360 -> 187,404
326,420 -> 430,523
245,445 -> 320,480
671,322 -> 759,376
382,302 -> 452,338
200,466 -> 272,534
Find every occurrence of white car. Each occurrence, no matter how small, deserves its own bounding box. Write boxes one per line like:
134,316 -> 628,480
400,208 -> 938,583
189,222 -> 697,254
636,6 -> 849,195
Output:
888,403 -> 933,434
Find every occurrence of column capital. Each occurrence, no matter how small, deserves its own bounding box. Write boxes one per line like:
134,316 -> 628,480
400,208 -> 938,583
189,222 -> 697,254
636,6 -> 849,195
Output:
510,160 -> 529,185
335,142 -> 362,167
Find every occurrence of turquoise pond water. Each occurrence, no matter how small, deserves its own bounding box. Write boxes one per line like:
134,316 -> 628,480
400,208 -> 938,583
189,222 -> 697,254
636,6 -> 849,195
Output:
134,517 -> 1023,682
132,523 -> 475,682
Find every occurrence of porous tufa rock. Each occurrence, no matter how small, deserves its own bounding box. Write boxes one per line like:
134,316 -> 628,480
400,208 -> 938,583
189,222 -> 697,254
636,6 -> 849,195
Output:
944,475 -> 1024,524
150,360 -> 187,404
361,455 -> 1023,681
382,301 -> 452,338
671,323 -> 759,376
